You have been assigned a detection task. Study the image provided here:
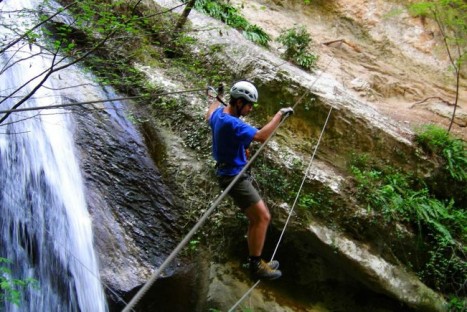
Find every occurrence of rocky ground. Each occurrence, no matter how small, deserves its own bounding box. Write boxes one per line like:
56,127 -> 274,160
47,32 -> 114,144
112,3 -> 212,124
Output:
231,0 -> 466,140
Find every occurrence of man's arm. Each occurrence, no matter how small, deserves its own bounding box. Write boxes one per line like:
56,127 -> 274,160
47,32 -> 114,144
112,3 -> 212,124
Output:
253,107 -> 293,142
253,111 -> 284,143
206,99 -> 221,122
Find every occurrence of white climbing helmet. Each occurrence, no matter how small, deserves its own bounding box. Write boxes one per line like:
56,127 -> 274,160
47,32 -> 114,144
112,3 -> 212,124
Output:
230,81 -> 258,103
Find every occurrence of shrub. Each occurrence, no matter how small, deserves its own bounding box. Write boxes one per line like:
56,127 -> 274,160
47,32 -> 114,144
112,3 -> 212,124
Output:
415,125 -> 466,182
276,25 -> 318,70
0,258 -> 38,306
415,125 -> 466,208
189,0 -> 270,46
349,158 -> 466,294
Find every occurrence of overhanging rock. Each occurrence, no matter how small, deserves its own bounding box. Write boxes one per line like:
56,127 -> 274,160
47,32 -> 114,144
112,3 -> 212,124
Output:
307,221 -> 448,312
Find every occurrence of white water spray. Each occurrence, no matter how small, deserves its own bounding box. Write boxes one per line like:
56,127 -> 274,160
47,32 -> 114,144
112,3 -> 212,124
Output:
1,0 -> 107,311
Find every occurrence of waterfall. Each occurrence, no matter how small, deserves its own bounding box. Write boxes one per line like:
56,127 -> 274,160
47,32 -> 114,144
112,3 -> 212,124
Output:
0,0 -> 108,311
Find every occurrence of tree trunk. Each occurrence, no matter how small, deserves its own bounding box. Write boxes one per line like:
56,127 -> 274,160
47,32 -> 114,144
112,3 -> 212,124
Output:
173,0 -> 197,35
447,65 -> 460,133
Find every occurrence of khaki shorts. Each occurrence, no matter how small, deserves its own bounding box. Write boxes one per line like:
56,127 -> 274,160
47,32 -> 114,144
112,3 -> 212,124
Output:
218,173 -> 261,210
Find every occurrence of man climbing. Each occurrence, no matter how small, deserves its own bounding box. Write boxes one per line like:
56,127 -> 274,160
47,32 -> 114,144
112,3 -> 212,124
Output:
206,80 -> 293,280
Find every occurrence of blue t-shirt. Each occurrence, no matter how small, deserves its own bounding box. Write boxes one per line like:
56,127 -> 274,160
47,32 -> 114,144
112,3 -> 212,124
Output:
209,107 -> 258,176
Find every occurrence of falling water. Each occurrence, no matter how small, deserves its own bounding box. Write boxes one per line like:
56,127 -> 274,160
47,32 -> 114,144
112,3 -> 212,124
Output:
0,0 -> 107,311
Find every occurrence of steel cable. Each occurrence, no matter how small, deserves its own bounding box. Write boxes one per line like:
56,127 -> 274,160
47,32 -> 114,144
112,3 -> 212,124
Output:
0,88 -> 208,115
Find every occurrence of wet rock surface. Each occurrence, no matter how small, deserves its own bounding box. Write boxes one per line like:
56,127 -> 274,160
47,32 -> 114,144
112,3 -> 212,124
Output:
72,101 -> 184,303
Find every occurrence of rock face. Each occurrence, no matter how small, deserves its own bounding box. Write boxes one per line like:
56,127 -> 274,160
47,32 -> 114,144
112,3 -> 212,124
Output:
132,0 -> 451,311
54,1 -> 459,311
307,221 -> 448,312
72,98 -> 184,307
231,0 -> 466,140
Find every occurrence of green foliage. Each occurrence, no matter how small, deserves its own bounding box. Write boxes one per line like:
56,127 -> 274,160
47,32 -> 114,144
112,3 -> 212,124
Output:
296,186 -> 336,214
407,1 -> 466,132
408,0 -> 466,46
0,258 -> 38,306
188,0 -> 271,46
350,165 -> 465,241
408,1 -> 435,17
23,0 -> 158,96
171,52 -> 226,88
298,194 -> 319,209
189,239 -> 200,252
276,26 -> 318,70
420,234 -> 466,294
349,153 -> 466,294
254,158 -> 294,201
415,125 -> 467,182
184,115 -> 212,152
40,0 -> 141,54
253,157 -> 337,224
448,295 -> 467,312
242,24 -> 270,47
408,0 -> 466,52
84,53 -> 149,95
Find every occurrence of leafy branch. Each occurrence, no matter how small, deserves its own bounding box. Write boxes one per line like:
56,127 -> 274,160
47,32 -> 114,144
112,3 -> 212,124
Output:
0,258 -> 38,306
408,0 -> 466,133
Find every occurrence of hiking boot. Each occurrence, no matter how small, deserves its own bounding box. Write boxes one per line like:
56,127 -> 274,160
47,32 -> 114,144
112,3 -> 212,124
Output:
245,259 -> 279,270
251,259 -> 282,280
268,260 -> 279,270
